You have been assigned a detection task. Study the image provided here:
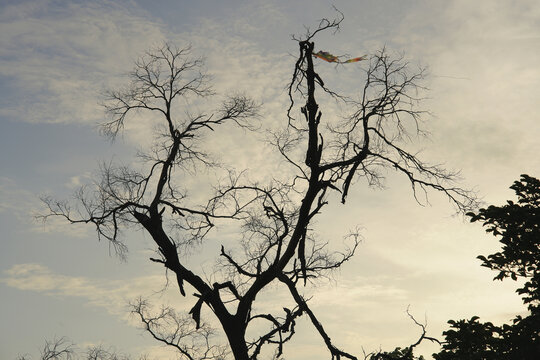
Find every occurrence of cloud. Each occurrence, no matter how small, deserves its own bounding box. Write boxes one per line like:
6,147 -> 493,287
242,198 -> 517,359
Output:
0,0 -> 295,175
395,0 -> 540,177
1,263 -> 170,316
65,173 -> 92,189
0,262 -> 226,358
0,176 -> 36,218
0,176 -> 92,237
0,0 -> 167,125
3,2 -> 539,359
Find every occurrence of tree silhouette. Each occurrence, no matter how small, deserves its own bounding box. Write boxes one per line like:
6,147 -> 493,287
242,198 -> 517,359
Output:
17,337 -> 150,360
41,14 -> 476,360
17,337 -> 76,360
370,347 -> 425,360
434,174 -> 540,360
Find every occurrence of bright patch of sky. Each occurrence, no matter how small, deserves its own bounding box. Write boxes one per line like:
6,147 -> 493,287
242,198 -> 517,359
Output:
1,0 -> 539,359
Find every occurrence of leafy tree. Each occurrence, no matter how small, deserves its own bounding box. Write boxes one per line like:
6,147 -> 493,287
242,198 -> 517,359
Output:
433,317 -> 502,360
434,174 -> 540,360
471,174 -> 540,299
370,347 -> 426,360
41,14 -> 475,360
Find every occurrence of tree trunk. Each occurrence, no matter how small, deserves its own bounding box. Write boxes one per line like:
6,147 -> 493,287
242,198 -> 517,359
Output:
223,319 -> 249,360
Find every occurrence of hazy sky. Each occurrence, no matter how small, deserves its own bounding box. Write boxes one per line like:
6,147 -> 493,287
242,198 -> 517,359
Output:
1,1 -> 540,359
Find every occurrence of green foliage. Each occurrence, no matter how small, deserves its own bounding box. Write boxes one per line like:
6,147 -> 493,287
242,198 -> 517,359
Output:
434,175 -> 540,360
371,347 -> 425,360
469,174 -> 540,289
433,313 -> 540,360
501,312 -> 540,359
433,317 -> 502,360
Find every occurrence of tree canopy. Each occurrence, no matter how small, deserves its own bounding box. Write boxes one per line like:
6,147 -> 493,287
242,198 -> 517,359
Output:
434,174 -> 540,360
40,15 -> 475,360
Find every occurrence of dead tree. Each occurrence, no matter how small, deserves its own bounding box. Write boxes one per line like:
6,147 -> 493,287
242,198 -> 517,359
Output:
18,337 -> 151,360
41,15 -> 476,360
17,337 -> 74,360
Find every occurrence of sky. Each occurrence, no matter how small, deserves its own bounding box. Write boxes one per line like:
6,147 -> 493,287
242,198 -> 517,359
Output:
1,0 -> 539,359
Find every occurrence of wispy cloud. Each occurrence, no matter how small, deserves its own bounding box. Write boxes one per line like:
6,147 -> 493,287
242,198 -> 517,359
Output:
0,176 -> 92,237
3,1 -> 539,359
0,0 -> 296,173
0,262 -> 226,357
0,176 -> 36,218
395,1 -> 540,179
1,263 -> 171,316
0,0 -> 167,125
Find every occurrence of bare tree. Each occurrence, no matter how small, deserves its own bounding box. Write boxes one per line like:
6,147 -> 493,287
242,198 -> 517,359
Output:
130,298 -> 229,360
18,338 -> 150,360
17,337 -> 74,360
41,15 -> 476,360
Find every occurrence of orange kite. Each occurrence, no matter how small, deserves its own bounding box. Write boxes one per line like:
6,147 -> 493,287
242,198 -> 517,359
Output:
313,51 -> 367,64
